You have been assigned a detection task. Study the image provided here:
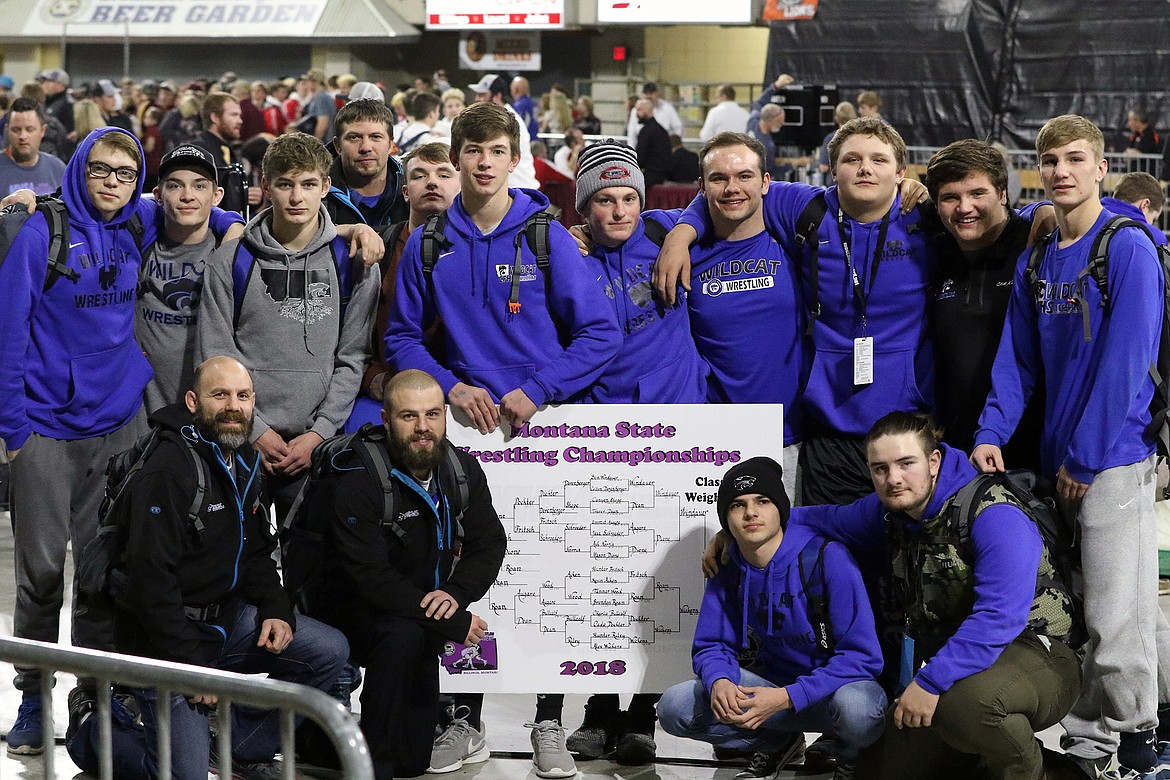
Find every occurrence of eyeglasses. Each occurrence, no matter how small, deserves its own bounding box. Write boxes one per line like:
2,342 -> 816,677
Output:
86,161 -> 139,184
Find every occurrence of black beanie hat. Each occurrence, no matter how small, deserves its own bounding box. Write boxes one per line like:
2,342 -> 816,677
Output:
716,457 -> 791,533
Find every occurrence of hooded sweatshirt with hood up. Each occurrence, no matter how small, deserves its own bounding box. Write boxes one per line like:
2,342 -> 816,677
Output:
692,521 -> 882,713
0,126 -> 152,448
385,188 -> 621,406
196,207 -> 378,442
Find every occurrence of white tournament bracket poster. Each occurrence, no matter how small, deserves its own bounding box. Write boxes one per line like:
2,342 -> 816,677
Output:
441,404 -> 783,693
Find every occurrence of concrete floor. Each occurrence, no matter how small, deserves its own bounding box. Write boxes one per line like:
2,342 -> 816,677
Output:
0,508 -> 1150,779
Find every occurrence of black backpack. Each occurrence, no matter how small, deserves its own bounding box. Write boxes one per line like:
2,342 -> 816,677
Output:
1024,216 -> 1170,490
419,210 -> 556,315
0,196 -> 145,293
734,536 -> 835,661
280,423 -> 470,600
76,428 -> 208,605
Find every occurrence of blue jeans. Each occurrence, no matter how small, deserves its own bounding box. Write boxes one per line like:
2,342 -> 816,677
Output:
657,670 -> 887,761
68,603 -> 349,780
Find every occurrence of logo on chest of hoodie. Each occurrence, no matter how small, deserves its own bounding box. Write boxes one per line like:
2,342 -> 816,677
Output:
496,263 -> 538,283
260,268 -> 335,325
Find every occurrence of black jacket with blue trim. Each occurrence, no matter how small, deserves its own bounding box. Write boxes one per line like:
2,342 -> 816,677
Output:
114,403 -> 291,666
324,153 -> 408,231
306,434 -> 506,644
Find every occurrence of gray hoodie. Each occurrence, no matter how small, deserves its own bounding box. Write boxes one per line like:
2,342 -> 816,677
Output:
196,208 -> 377,441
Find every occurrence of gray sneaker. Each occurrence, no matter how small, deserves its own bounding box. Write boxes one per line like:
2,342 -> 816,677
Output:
525,720 -> 578,778
427,705 -> 489,774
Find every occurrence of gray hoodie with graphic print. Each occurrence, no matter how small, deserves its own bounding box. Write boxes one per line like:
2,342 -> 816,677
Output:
195,208 -> 377,441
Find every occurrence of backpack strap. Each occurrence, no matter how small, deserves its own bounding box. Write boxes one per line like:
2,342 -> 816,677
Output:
443,444 -> 470,523
352,435 -> 404,539
329,233 -> 354,326
508,211 -> 554,315
378,220 -> 409,276
126,211 -> 146,257
794,193 -> 828,336
420,212 -> 451,282
797,537 -> 833,655
642,215 -> 669,248
179,435 -> 208,536
231,240 -> 256,330
39,199 -> 76,293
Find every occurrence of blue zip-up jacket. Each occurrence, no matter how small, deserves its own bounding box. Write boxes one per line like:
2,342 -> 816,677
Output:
689,226 -> 806,444
1100,196 -> 1169,246
386,188 -> 622,406
693,522 -> 882,712
794,444 -> 1041,694
976,208 -> 1161,481
115,404 -> 292,666
679,183 -> 934,436
0,126 -> 154,448
586,210 -> 708,404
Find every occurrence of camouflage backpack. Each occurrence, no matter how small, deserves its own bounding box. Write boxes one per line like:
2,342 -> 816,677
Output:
888,470 -> 1083,662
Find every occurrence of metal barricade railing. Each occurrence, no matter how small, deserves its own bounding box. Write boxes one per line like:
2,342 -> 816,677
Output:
0,635 -> 372,780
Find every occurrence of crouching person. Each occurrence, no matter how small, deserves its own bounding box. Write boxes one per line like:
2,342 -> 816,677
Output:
800,412 -> 1083,780
66,356 -> 350,780
301,369 -> 507,780
658,457 -> 886,779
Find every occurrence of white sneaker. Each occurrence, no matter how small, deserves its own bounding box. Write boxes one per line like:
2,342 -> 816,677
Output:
525,720 -> 577,778
426,705 -> 489,774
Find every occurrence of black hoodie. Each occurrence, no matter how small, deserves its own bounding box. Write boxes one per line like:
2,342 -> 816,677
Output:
115,403 -> 292,666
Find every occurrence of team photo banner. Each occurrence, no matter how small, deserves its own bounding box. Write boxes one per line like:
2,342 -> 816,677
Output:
442,403 -> 784,693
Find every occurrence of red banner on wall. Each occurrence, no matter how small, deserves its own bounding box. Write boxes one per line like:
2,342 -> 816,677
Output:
763,0 -> 819,21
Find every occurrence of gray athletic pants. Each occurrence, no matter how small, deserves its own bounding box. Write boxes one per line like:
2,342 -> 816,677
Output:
10,417 -> 143,691
1060,455 -> 1170,759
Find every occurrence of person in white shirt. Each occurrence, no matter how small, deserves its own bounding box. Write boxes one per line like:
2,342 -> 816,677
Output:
468,73 -> 538,190
626,82 -> 683,146
699,85 -> 750,142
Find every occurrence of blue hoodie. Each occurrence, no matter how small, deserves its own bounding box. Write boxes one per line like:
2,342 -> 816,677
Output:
586,210 -> 708,404
386,188 -> 622,406
794,444 -> 1044,694
976,208 -> 1161,481
692,521 -> 882,713
679,183 -> 934,436
689,226 -> 806,444
1099,196 -> 1169,246
0,127 -> 152,448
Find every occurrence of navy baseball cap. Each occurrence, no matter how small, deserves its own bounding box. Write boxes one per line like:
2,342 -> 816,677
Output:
158,145 -> 219,184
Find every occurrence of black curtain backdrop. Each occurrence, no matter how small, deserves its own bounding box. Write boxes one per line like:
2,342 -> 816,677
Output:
765,0 -> 1170,148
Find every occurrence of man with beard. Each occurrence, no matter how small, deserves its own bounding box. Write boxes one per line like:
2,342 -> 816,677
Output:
193,91 -> 262,215
65,356 -> 349,780
302,369 -> 506,780
0,97 -> 65,195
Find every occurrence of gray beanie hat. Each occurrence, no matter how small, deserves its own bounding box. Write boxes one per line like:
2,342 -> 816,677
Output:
575,140 -> 645,214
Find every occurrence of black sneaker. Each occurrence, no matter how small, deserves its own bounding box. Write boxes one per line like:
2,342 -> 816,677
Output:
613,731 -> 656,765
734,733 -> 805,779
803,734 -> 838,772
566,700 -> 620,759
66,685 -> 97,744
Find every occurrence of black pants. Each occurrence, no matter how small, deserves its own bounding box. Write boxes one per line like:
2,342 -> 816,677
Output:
799,429 -> 874,506
348,616 -> 445,780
